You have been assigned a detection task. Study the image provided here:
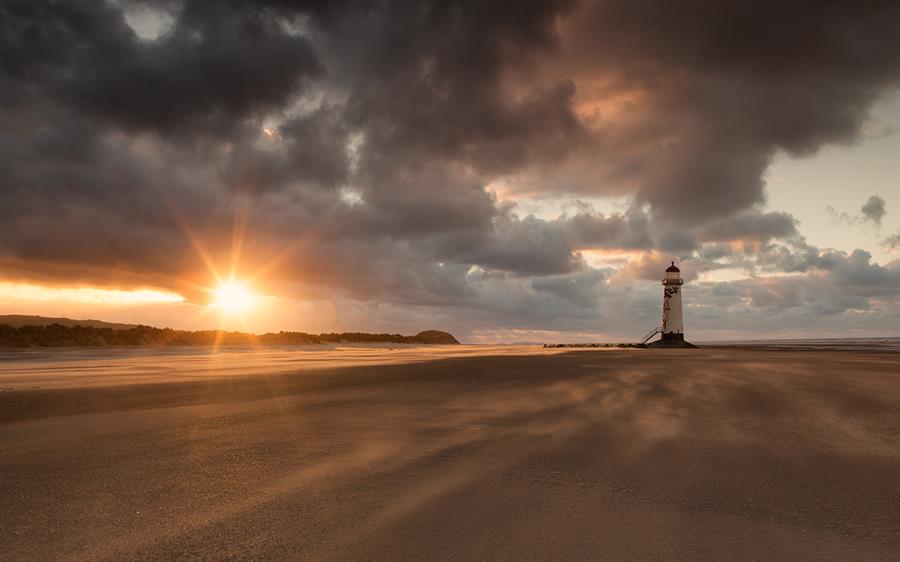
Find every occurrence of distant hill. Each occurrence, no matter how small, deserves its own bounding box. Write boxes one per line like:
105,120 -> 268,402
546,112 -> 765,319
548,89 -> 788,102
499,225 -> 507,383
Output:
0,320 -> 460,347
0,315 -> 139,330
405,330 -> 460,344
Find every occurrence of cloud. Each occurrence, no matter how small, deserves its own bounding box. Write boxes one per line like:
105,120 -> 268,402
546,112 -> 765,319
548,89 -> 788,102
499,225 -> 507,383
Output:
528,1 -> 900,222
861,195 -> 887,226
531,268 -> 610,309
827,194 -> 888,229
2,1 -> 323,133
1,0 -> 899,338
567,207 -> 655,250
884,230 -> 900,252
699,210 -> 798,244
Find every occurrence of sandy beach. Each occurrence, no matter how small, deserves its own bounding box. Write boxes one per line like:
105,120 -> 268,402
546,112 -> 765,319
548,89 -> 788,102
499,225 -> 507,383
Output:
1,346 -> 899,561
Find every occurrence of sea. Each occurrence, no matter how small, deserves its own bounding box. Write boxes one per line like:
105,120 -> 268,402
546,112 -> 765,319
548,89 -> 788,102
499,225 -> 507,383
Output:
699,337 -> 900,352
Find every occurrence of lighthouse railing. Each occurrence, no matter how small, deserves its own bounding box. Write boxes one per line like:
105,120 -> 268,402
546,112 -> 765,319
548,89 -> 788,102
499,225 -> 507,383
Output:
640,326 -> 661,344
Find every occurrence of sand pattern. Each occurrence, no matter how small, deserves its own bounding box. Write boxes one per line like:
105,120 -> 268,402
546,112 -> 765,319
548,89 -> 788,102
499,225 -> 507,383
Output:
1,347 -> 899,561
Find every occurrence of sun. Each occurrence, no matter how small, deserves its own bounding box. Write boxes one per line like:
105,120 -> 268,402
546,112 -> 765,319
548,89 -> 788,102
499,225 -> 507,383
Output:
211,280 -> 256,313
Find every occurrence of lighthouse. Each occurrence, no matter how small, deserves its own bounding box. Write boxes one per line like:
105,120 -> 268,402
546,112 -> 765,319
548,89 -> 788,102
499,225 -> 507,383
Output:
661,261 -> 684,342
643,261 -> 696,347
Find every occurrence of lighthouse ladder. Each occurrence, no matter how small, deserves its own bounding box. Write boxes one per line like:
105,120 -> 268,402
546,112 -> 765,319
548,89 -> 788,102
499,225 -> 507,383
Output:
640,326 -> 661,344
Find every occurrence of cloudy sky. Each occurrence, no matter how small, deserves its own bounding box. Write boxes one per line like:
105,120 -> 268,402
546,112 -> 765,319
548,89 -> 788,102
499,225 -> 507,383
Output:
1,0 -> 899,342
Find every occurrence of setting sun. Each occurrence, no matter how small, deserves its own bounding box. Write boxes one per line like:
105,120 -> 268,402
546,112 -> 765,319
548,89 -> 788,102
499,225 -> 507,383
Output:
211,280 -> 256,313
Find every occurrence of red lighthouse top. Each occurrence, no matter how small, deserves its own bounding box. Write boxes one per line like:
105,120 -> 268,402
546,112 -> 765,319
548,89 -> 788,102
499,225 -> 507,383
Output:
665,261 -> 680,273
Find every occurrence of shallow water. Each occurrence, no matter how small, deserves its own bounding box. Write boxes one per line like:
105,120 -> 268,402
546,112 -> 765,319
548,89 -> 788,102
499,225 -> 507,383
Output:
702,337 -> 900,352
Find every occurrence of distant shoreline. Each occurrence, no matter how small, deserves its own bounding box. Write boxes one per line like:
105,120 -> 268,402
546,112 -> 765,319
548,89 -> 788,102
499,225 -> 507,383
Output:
0,322 -> 459,347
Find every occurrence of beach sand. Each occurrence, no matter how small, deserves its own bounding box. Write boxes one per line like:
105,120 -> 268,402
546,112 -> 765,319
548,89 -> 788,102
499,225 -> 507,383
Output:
1,346 -> 898,561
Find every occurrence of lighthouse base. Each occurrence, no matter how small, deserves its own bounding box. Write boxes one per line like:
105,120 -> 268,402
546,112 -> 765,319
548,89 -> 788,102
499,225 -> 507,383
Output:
646,333 -> 697,348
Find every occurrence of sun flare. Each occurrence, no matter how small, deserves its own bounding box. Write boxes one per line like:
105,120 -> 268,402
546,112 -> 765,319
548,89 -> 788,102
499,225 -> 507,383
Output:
211,280 -> 256,313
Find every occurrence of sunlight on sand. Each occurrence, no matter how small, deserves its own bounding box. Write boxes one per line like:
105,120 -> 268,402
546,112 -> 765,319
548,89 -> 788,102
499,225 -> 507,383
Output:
0,344 -> 628,390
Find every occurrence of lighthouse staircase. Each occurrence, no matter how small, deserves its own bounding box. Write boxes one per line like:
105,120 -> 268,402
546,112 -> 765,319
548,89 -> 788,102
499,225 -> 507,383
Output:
640,326 -> 661,345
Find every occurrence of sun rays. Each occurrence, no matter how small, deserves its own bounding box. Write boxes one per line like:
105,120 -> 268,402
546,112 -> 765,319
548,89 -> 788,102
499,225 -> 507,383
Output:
167,192 -> 297,353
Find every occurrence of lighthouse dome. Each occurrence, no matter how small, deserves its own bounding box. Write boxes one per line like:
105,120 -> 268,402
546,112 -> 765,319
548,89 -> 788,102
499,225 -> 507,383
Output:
665,261 -> 680,273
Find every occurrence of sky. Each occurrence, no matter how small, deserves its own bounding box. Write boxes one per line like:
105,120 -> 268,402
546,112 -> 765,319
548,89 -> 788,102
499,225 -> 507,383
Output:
1,0 -> 899,342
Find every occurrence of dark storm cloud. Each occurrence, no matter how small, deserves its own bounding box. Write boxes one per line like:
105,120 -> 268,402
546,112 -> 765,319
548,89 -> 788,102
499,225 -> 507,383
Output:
543,0 -> 900,222
567,207 -> 654,250
699,211 -> 798,244
1,0 -> 322,133
531,269 -> 609,308
222,106 -> 353,193
338,0 -> 582,174
461,214 -> 583,276
2,0 -> 899,335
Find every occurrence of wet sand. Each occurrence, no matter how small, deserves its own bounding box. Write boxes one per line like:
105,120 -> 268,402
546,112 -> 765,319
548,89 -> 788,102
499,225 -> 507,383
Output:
1,347 -> 899,561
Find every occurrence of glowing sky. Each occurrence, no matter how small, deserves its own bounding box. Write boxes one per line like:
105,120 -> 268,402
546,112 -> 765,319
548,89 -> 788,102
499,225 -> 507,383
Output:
1,1 -> 898,341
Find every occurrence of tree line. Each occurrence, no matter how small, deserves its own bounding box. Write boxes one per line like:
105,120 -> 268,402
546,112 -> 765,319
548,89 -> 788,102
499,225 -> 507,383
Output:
0,324 -> 459,347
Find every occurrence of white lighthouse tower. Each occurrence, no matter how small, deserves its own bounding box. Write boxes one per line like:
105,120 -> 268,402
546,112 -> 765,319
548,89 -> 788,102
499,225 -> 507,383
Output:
643,261 -> 695,347
661,261 -> 684,342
